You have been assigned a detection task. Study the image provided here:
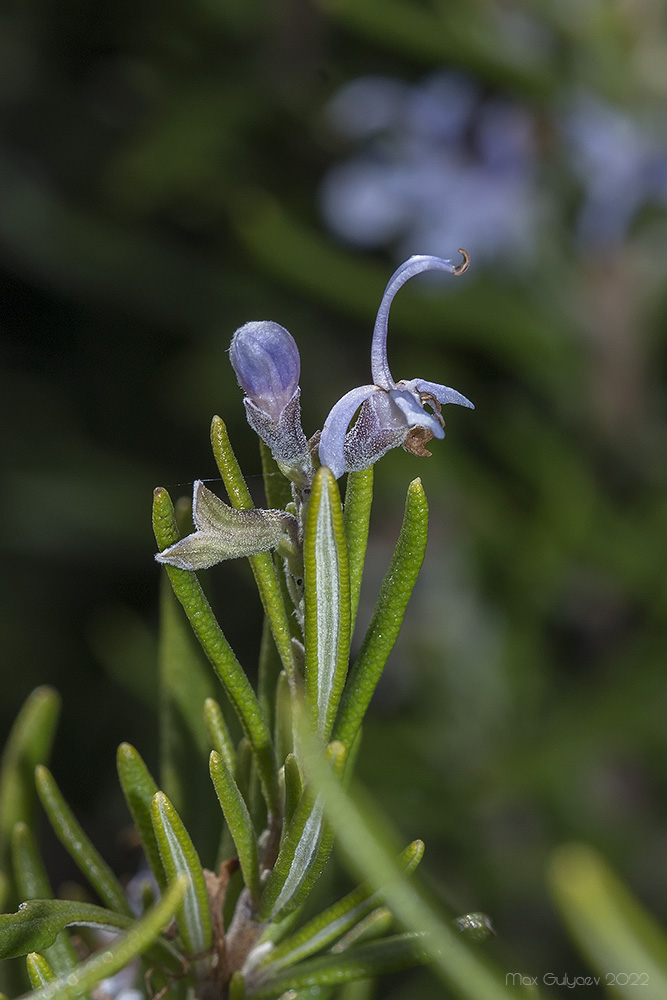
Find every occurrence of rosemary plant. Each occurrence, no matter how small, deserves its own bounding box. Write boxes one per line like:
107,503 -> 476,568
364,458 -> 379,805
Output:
1,254 -> 514,1000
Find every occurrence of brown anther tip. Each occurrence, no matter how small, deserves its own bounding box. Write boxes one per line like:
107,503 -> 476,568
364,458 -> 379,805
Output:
454,248 -> 470,276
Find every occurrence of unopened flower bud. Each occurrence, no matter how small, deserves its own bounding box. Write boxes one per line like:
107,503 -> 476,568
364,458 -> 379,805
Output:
230,320 -> 313,489
230,321 -> 301,421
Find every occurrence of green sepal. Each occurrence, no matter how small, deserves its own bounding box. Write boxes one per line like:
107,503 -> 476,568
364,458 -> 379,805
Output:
153,486 -> 279,815
0,898 -> 182,971
156,481 -> 296,569
343,466 -> 374,628
549,843 -> 667,993
210,416 -> 295,682
26,953 -> 55,990
35,766 -> 132,917
204,697 -> 237,777
303,467 -> 351,738
251,933 -> 428,999
0,688 -> 60,884
150,791 -> 213,957
334,478 -> 428,748
209,751 -> 261,905
259,839 -> 423,972
11,823 -> 79,974
116,743 -> 167,891
12,876 -> 188,1000
259,742 -> 346,921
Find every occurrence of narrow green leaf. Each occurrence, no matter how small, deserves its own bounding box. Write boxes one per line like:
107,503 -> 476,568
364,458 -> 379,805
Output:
334,478 -> 428,748
209,752 -> 261,905
549,843 -> 667,1000
0,898 -> 181,971
153,486 -> 279,815
0,688 -> 60,881
258,617 -> 283,733
273,671 -> 293,767
303,467 -> 351,738
332,905 -> 393,951
302,736 -> 532,1000
35,766 -> 132,917
251,933 -> 428,999
282,754 -> 302,832
259,743 -> 345,921
12,823 -> 79,974
159,575 -> 220,862
150,791 -> 213,957
13,876 -> 188,1000
204,698 -> 237,777
343,467 -> 374,628
210,415 -> 295,682
116,744 -> 166,890
26,953 -> 55,990
258,840 -> 423,972
229,970 -> 246,1000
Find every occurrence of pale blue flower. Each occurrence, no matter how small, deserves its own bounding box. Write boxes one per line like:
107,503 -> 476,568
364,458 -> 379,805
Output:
230,320 -> 313,487
319,71 -> 540,269
318,254 -> 474,479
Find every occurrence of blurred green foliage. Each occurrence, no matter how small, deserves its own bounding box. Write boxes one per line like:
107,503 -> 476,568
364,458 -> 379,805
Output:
2,0 -> 667,995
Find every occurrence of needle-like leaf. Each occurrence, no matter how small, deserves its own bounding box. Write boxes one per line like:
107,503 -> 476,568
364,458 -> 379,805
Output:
26,953 -> 55,990
11,823 -> 79,974
303,467 -> 351,738
549,844 -> 667,1000
116,744 -> 166,890
211,415 -> 295,682
0,898 -> 181,971
150,791 -> 213,958
334,478 -> 428,748
259,743 -> 345,921
13,876 -> 188,1000
35,766 -> 132,917
204,697 -> 237,777
256,840 -> 423,973
301,739 -> 526,1000
209,751 -> 261,905
0,688 -> 60,885
251,933 -> 428,999
153,486 -> 279,815
343,466 -> 374,628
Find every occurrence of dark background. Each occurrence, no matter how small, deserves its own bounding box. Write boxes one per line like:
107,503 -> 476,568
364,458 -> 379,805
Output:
3,1 -> 667,996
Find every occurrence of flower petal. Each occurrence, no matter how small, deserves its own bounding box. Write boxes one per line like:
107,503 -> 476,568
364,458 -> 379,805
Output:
389,388 -> 445,439
319,385 -> 381,478
401,378 -> 475,410
371,254 -> 467,389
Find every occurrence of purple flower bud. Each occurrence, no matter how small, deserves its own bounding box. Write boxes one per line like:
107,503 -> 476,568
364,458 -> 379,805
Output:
230,321 -> 301,422
229,320 -> 313,488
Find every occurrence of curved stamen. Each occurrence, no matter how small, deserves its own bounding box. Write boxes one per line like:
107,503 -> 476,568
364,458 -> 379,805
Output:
370,252 -> 471,388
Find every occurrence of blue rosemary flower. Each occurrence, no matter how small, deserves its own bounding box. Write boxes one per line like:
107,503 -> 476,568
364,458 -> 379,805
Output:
318,253 -> 474,479
230,320 -> 313,487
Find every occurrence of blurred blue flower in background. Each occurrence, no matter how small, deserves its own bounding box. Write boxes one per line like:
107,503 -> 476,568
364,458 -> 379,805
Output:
562,92 -> 667,247
319,71 -> 541,270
